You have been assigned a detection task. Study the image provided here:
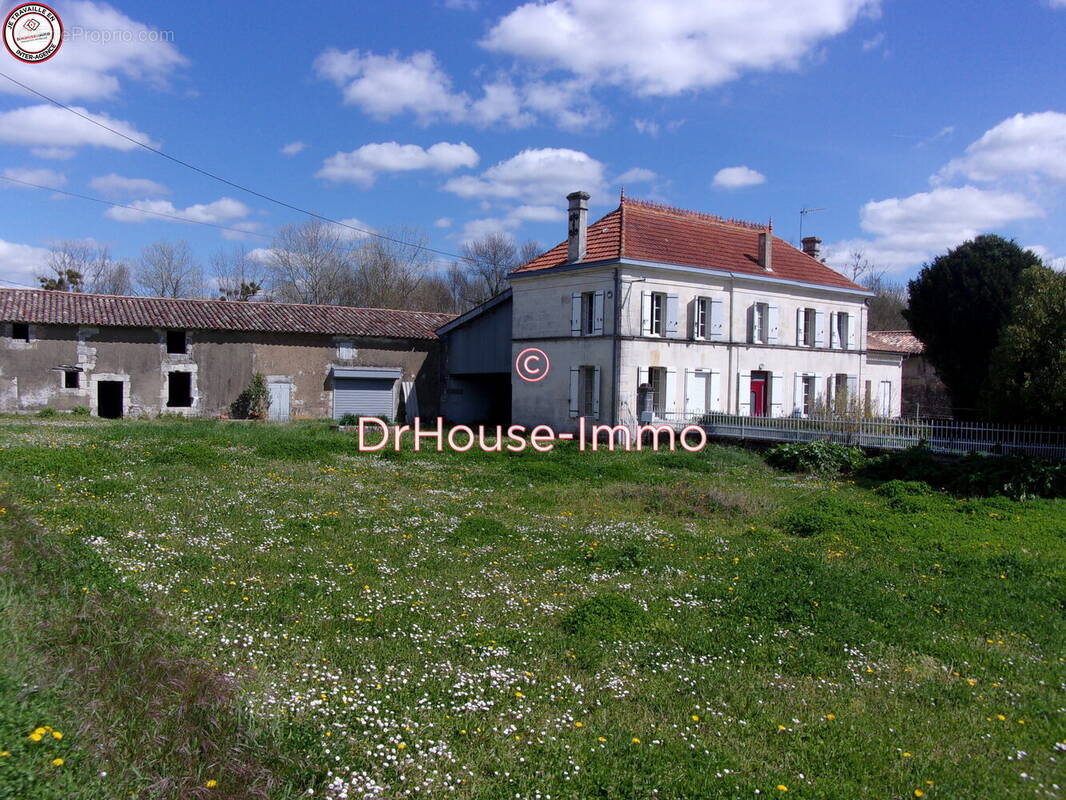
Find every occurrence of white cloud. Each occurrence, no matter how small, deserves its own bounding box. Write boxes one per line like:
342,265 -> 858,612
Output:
1,167 -> 67,190
510,204 -> 564,223
712,165 -> 767,189
615,167 -> 657,184
281,141 -> 307,156
826,186 -> 1043,272
461,217 -> 518,243
89,173 -> 169,197
1025,245 -> 1066,271
0,104 -> 157,152
434,217 -> 453,228
31,147 -> 76,160
105,197 -> 251,225
937,112 -> 1066,184
443,147 -> 607,205
314,49 -> 468,124
482,0 -> 880,96
247,248 -> 275,264
316,141 -> 479,186
1049,0 -> 1066,8
330,218 -> 376,241
862,32 -> 885,51
0,238 -> 50,286
220,221 -> 264,241
0,1 -> 186,102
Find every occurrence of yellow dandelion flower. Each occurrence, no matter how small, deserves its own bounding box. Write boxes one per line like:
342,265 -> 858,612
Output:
205,779 -> 218,788
52,758 -> 64,767
914,791 -> 924,798
397,743 -> 406,750
514,691 -> 524,698
574,721 -> 583,728
691,715 -> 700,722
597,736 -> 606,742
0,751 -> 9,757
903,752 -> 912,758
825,714 -> 836,720
777,725 -> 787,731
52,731 -> 63,739
777,785 -> 788,792
28,733 -> 43,742
996,714 -> 1006,721
631,737 -> 641,744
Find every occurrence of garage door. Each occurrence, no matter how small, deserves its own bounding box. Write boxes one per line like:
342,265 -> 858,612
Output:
332,374 -> 398,420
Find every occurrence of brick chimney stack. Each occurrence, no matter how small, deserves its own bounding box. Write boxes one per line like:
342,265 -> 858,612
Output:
567,191 -> 590,263
802,236 -> 822,260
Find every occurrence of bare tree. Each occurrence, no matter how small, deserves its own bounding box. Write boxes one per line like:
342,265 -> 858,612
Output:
408,273 -> 460,314
351,227 -> 433,309
267,219 -> 356,305
449,234 -> 543,311
39,240 -> 131,294
843,248 -> 876,283
210,245 -> 270,301
136,240 -> 203,298
841,249 -> 909,331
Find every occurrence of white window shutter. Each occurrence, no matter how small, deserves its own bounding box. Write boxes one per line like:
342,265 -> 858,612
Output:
767,305 -> 780,344
826,375 -> 836,408
796,309 -> 806,346
640,291 -> 652,336
710,298 -> 725,341
592,366 -> 601,417
569,366 -> 580,417
709,370 -> 721,412
737,372 -> 751,416
793,374 -> 805,416
666,294 -> 680,338
571,293 -> 582,337
829,311 -> 839,348
770,374 -> 784,418
665,367 -> 677,413
690,299 -> 701,339
684,369 -> 698,414
814,311 -> 826,347
846,313 -> 856,350
748,304 -> 757,343
592,290 -> 605,335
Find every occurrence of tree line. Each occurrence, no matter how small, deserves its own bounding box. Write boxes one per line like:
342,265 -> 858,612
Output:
35,220 -> 541,315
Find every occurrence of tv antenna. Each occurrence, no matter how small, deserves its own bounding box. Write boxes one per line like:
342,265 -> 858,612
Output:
799,207 -> 826,242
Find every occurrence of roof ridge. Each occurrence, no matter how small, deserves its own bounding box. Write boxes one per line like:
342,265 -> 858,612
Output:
0,287 -> 454,319
621,195 -> 767,231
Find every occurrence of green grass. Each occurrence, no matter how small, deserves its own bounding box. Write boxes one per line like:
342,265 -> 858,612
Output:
0,417 -> 1063,799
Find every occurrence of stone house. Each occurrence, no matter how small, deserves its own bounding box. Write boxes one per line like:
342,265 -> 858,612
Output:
867,329 -> 952,418
0,289 -> 453,420
497,193 -> 903,431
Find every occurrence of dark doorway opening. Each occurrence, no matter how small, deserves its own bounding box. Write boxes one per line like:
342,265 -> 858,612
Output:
167,371 -> 192,407
98,381 -> 123,418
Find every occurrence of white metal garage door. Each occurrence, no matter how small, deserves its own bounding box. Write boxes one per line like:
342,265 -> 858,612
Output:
331,366 -> 401,420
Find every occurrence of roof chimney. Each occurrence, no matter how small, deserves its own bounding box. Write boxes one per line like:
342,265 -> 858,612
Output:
567,191 -> 590,263
758,223 -> 773,271
802,236 -> 822,260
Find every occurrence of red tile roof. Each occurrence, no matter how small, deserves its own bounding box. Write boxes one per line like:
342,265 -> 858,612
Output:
0,289 -> 454,340
867,330 -> 924,354
512,196 -> 865,291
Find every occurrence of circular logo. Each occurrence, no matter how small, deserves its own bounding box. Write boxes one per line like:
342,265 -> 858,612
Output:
4,3 -> 63,63
515,347 -> 550,383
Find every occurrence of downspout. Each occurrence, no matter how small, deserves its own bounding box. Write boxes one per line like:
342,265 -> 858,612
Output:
611,266 -> 621,425
726,272 -> 736,414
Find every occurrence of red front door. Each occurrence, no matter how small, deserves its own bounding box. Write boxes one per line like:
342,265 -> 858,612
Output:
750,373 -> 768,417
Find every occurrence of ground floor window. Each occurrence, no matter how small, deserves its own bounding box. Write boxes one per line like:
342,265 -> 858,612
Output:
801,375 -> 816,416
64,370 -> 79,389
648,367 -> 667,415
167,371 -> 192,408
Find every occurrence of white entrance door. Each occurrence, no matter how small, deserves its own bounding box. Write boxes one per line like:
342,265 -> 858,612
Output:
268,381 -> 291,421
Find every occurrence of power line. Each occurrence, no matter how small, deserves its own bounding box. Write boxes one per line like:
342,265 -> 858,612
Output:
0,70 -> 467,262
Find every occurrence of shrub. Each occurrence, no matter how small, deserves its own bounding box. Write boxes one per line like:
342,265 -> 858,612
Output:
861,446 -> 1066,499
779,494 -> 861,538
583,541 -> 648,571
562,593 -> 643,638
337,413 -> 360,426
35,407 -> 58,418
231,373 -> 270,420
766,440 -> 865,476
69,406 -> 90,417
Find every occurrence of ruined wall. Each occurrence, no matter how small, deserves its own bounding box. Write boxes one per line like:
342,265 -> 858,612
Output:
0,321 -> 441,419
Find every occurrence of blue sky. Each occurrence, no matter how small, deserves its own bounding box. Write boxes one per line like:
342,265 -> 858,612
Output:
1,0 -> 1065,290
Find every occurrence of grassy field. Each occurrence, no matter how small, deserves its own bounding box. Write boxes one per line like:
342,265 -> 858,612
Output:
0,418 -> 1063,800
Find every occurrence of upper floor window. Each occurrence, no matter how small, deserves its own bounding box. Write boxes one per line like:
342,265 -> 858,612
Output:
571,291 -> 603,336
749,302 -> 779,344
832,312 -> 852,350
337,340 -> 357,359
797,308 -> 817,347
64,370 -> 79,389
694,298 -> 709,339
166,330 -> 188,354
649,293 -> 664,336
11,322 -> 29,342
